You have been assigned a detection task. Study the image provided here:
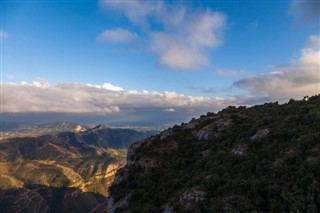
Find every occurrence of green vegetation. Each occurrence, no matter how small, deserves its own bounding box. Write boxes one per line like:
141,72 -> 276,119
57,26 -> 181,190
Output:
109,95 -> 320,212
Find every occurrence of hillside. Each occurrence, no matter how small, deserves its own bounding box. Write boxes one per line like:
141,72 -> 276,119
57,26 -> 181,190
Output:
108,95 -> 320,212
0,125 -> 156,213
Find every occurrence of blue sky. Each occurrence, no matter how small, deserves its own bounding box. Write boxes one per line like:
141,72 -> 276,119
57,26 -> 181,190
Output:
1,0 -> 319,127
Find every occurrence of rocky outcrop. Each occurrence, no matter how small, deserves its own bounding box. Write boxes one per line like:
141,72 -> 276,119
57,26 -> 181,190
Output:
162,203 -> 173,213
250,129 -> 269,140
179,187 -> 207,210
231,145 -> 247,156
107,194 -> 130,213
127,139 -> 151,165
193,118 -> 232,140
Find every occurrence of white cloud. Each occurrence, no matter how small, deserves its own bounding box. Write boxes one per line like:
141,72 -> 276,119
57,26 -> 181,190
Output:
150,10 -> 225,69
97,28 -> 136,43
100,0 -> 227,70
101,83 -> 124,91
100,0 -> 164,27
0,30 -> 8,39
164,108 -> 175,112
233,35 -> 320,103
1,81 -> 226,114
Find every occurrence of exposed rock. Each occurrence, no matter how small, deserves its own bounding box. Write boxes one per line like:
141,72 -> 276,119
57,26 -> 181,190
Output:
194,124 -> 216,140
107,194 -> 130,213
160,129 -> 174,140
162,203 -> 173,213
231,145 -> 247,156
193,118 -> 232,141
113,168 -> 128,185
179,187 -> 207,210
184,121 -> 200,129
215,118 -> 232,131
250,129 -> 269,140
127,139 -> 151,165
73,124 -> 87,133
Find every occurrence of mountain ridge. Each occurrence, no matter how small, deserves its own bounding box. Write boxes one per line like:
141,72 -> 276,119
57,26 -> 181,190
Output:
108,95 -> 320,212
0,126 -> 157,212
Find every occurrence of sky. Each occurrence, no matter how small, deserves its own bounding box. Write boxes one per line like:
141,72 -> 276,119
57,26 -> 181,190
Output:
1,0 -> 320,127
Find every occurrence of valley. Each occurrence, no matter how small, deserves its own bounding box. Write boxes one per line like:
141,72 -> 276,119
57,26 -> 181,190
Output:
0,124 -> 156,212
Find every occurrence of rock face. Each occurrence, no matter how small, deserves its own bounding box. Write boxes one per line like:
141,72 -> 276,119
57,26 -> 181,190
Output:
250,129 -> 270,140
109,95 -> 320,212
193,118 -> 232,140
179,187 -> 207,211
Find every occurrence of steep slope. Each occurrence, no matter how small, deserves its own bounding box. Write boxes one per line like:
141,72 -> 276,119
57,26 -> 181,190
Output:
0,126 -> 156,213
109,95 -> 320,212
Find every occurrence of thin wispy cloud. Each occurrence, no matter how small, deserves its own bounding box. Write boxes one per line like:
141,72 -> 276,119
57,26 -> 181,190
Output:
0,30 -> 8,39
247,20 -> 259,30
97,28 -> 136,43
99,0 -> 227,70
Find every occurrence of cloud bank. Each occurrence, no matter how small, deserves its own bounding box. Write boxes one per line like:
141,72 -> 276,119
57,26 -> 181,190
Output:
2,80 -> 225,125
233,35 -> 320,104
99,0 -> 227,70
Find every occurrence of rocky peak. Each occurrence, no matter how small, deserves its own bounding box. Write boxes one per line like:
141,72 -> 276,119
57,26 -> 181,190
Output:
73,124 -> 87,133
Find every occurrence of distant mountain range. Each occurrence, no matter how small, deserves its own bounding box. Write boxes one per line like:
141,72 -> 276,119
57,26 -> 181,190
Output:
0,124 -> 158,213
0,121 -> 159,141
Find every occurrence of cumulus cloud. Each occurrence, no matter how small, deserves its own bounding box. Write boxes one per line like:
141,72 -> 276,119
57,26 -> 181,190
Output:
100,0 -> 164,27
163,108 -> 175,112
97,28 -> 136,43
1,80 -> 226,125
288,0 -> 320,25
99,0 -> 227,70
0,30 -> 8,39
150,11 -> 226,69
233,35 -> 320,103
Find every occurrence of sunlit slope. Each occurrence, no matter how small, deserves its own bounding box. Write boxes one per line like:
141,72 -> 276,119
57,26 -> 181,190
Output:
0,126 -> 154,212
